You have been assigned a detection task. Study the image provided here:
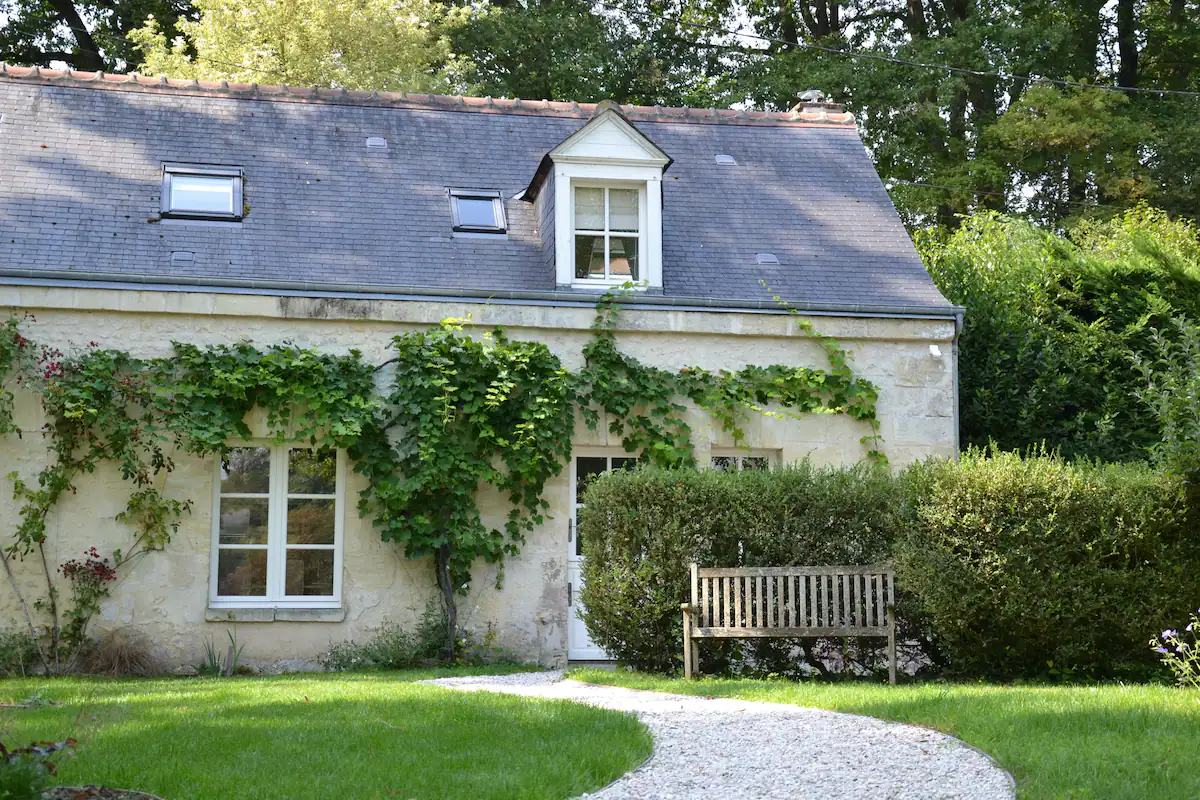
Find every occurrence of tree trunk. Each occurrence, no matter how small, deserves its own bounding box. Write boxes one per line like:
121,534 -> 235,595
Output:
435,544 -> 457,662
46,0 -> 106,72
1116,0 -> 1139,89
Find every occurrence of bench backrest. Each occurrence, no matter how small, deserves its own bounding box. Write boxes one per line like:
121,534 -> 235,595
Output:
689,564 -> 894,637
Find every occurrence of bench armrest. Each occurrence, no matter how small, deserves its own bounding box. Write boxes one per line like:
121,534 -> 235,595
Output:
680,603 -> 694,612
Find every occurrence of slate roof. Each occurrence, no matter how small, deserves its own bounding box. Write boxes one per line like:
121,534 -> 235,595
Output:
0,66 -> 954,312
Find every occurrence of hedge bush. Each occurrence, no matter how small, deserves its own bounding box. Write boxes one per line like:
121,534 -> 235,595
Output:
897,449 -> 1200,680
577,462 -> 909,675
578,452 -> 1200,680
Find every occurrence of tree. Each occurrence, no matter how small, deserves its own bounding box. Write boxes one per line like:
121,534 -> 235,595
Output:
130,0 -> 464,92
0,0 -> 192,70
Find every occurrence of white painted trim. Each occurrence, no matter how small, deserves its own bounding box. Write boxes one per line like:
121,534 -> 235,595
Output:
548,108 -> 670,167
553,163 -> 663,290
208,443 -> 345,610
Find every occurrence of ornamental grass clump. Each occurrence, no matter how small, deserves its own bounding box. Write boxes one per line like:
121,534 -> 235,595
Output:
1152,609 -> 1200,688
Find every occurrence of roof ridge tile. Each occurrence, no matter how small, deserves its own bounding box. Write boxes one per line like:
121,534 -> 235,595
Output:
0,63 -> 856,128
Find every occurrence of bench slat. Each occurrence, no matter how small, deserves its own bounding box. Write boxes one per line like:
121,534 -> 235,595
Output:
694,626 -> 890,638
698,565 -> 891,578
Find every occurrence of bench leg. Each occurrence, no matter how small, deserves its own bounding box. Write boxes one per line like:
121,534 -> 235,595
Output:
682,609 -> 693,679
887,611 -> 897,686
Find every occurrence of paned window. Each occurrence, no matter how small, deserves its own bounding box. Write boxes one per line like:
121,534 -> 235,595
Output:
710,452 -> 776,472
211,445 -> 343,606
162,164 -> 243,220
572,454 -> 637,557
574,185 -> 641,281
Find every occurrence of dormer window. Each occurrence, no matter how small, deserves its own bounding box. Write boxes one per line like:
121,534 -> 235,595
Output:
162,164 -> 243,221
449,188 -> 506,234
525,100 -> 670,291
573,185 -> 642,281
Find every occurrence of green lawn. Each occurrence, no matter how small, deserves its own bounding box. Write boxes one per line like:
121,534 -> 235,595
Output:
0,667 -> 651,800
571,669 -> 1199,800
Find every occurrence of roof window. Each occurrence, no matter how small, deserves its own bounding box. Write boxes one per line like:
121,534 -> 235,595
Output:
714,154 -> 737,165
162,164 -> 243,221
448,188 -> 506,234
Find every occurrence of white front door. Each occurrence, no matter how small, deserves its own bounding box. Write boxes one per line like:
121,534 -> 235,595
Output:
567,451 -> 637,661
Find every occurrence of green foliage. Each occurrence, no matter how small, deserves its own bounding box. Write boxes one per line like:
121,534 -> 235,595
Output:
1132,317 -> 1200,489
131,0 -> 462,92
578,462 -> 906,674
576,289 -> 884,468
351,318 -> 574,656
1152,609 -> 1200,689
580,450 -> 1200,681
920,209 -> 1200,462
0,738 -> 73,800
200,630 -> 246,677
0,317 -> 33,437
320,600 -> 459,671
0,630 -> 39,677
896,447 -> 1200,681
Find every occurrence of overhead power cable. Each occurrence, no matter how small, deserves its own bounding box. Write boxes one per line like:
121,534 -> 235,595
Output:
594,0 -> 1200,99
886,179 -> 1128,210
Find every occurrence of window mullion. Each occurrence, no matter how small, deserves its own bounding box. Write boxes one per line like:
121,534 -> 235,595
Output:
603,187 -> 611,279
269,446 -> 286,602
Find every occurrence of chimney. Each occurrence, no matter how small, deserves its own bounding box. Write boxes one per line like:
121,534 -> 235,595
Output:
789,89 -> 845,115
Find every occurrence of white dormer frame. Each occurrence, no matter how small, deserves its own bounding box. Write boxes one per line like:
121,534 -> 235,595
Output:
548,107 -> 670,290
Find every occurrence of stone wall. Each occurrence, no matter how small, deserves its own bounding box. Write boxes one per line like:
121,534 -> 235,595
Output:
0,285 -> 957,669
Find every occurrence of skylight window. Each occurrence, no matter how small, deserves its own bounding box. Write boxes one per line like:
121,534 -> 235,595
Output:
448,189 -> 506,233
162,164 -> 243,221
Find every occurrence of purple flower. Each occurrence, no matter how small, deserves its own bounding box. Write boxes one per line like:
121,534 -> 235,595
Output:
1188,623 -> 1195,633
1156,647 -> 1169,654
1178,643 -> 1190,652
1162,629 -> 1178,639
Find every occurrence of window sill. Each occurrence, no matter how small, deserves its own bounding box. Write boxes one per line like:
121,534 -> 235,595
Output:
205,606 -> 346,623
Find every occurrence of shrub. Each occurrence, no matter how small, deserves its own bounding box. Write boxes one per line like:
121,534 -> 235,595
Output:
0,631 -> 39,678
577,462 -> 910,675
919,210 -> 1200,463
0,738 -> 74,800
896,448 -> 1200,680
579,451 -> 1200,681
82,629 -> 161,677
321,600 -> 461,671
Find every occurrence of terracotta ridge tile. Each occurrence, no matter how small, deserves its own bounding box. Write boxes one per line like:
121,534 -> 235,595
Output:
0,63 -> 857,128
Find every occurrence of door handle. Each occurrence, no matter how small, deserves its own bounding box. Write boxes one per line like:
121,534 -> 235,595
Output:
568,582 -> 573,607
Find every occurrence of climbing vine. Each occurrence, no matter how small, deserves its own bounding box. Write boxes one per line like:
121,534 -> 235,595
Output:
577,289 -> 885,465
0,291 -> 881,669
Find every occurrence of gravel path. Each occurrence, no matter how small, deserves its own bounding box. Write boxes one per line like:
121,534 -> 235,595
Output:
424,671 -> 1015,800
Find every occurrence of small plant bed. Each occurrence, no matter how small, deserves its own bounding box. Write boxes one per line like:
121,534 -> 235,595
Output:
43,787 -> 162,799
571,669 -> 1200,800
0,667 -> 651,800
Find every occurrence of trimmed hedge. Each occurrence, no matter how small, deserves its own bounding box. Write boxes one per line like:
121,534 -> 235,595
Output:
577,462 -> 908,675
578,451 -> 1200,680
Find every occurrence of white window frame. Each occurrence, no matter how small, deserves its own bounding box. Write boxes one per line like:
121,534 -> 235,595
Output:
209,444 -> 345,609
162,163 -> 244,221
709,449 -> 779,472
555,165 -> 662,290
570,182 -> 647,285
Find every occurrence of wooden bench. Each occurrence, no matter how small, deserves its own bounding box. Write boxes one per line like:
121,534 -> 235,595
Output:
680,563 -> 897,684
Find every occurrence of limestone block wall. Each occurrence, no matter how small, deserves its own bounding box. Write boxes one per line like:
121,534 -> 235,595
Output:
0,285 -> 957,669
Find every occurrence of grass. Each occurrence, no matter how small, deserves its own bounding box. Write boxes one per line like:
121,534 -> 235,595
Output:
0,666 -> 651,800
571,669 -> 1200,800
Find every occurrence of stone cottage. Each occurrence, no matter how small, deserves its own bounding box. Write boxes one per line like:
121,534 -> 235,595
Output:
0,67 -> 960,668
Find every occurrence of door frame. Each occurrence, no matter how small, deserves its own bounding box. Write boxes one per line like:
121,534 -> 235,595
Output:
567,446 -> 636,661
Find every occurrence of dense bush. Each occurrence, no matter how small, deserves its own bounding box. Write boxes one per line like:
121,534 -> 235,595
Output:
897,449 -> 1200,680
920,207 -> 1200,462
577,462 -> 910,675
579,453 -> 1200,680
